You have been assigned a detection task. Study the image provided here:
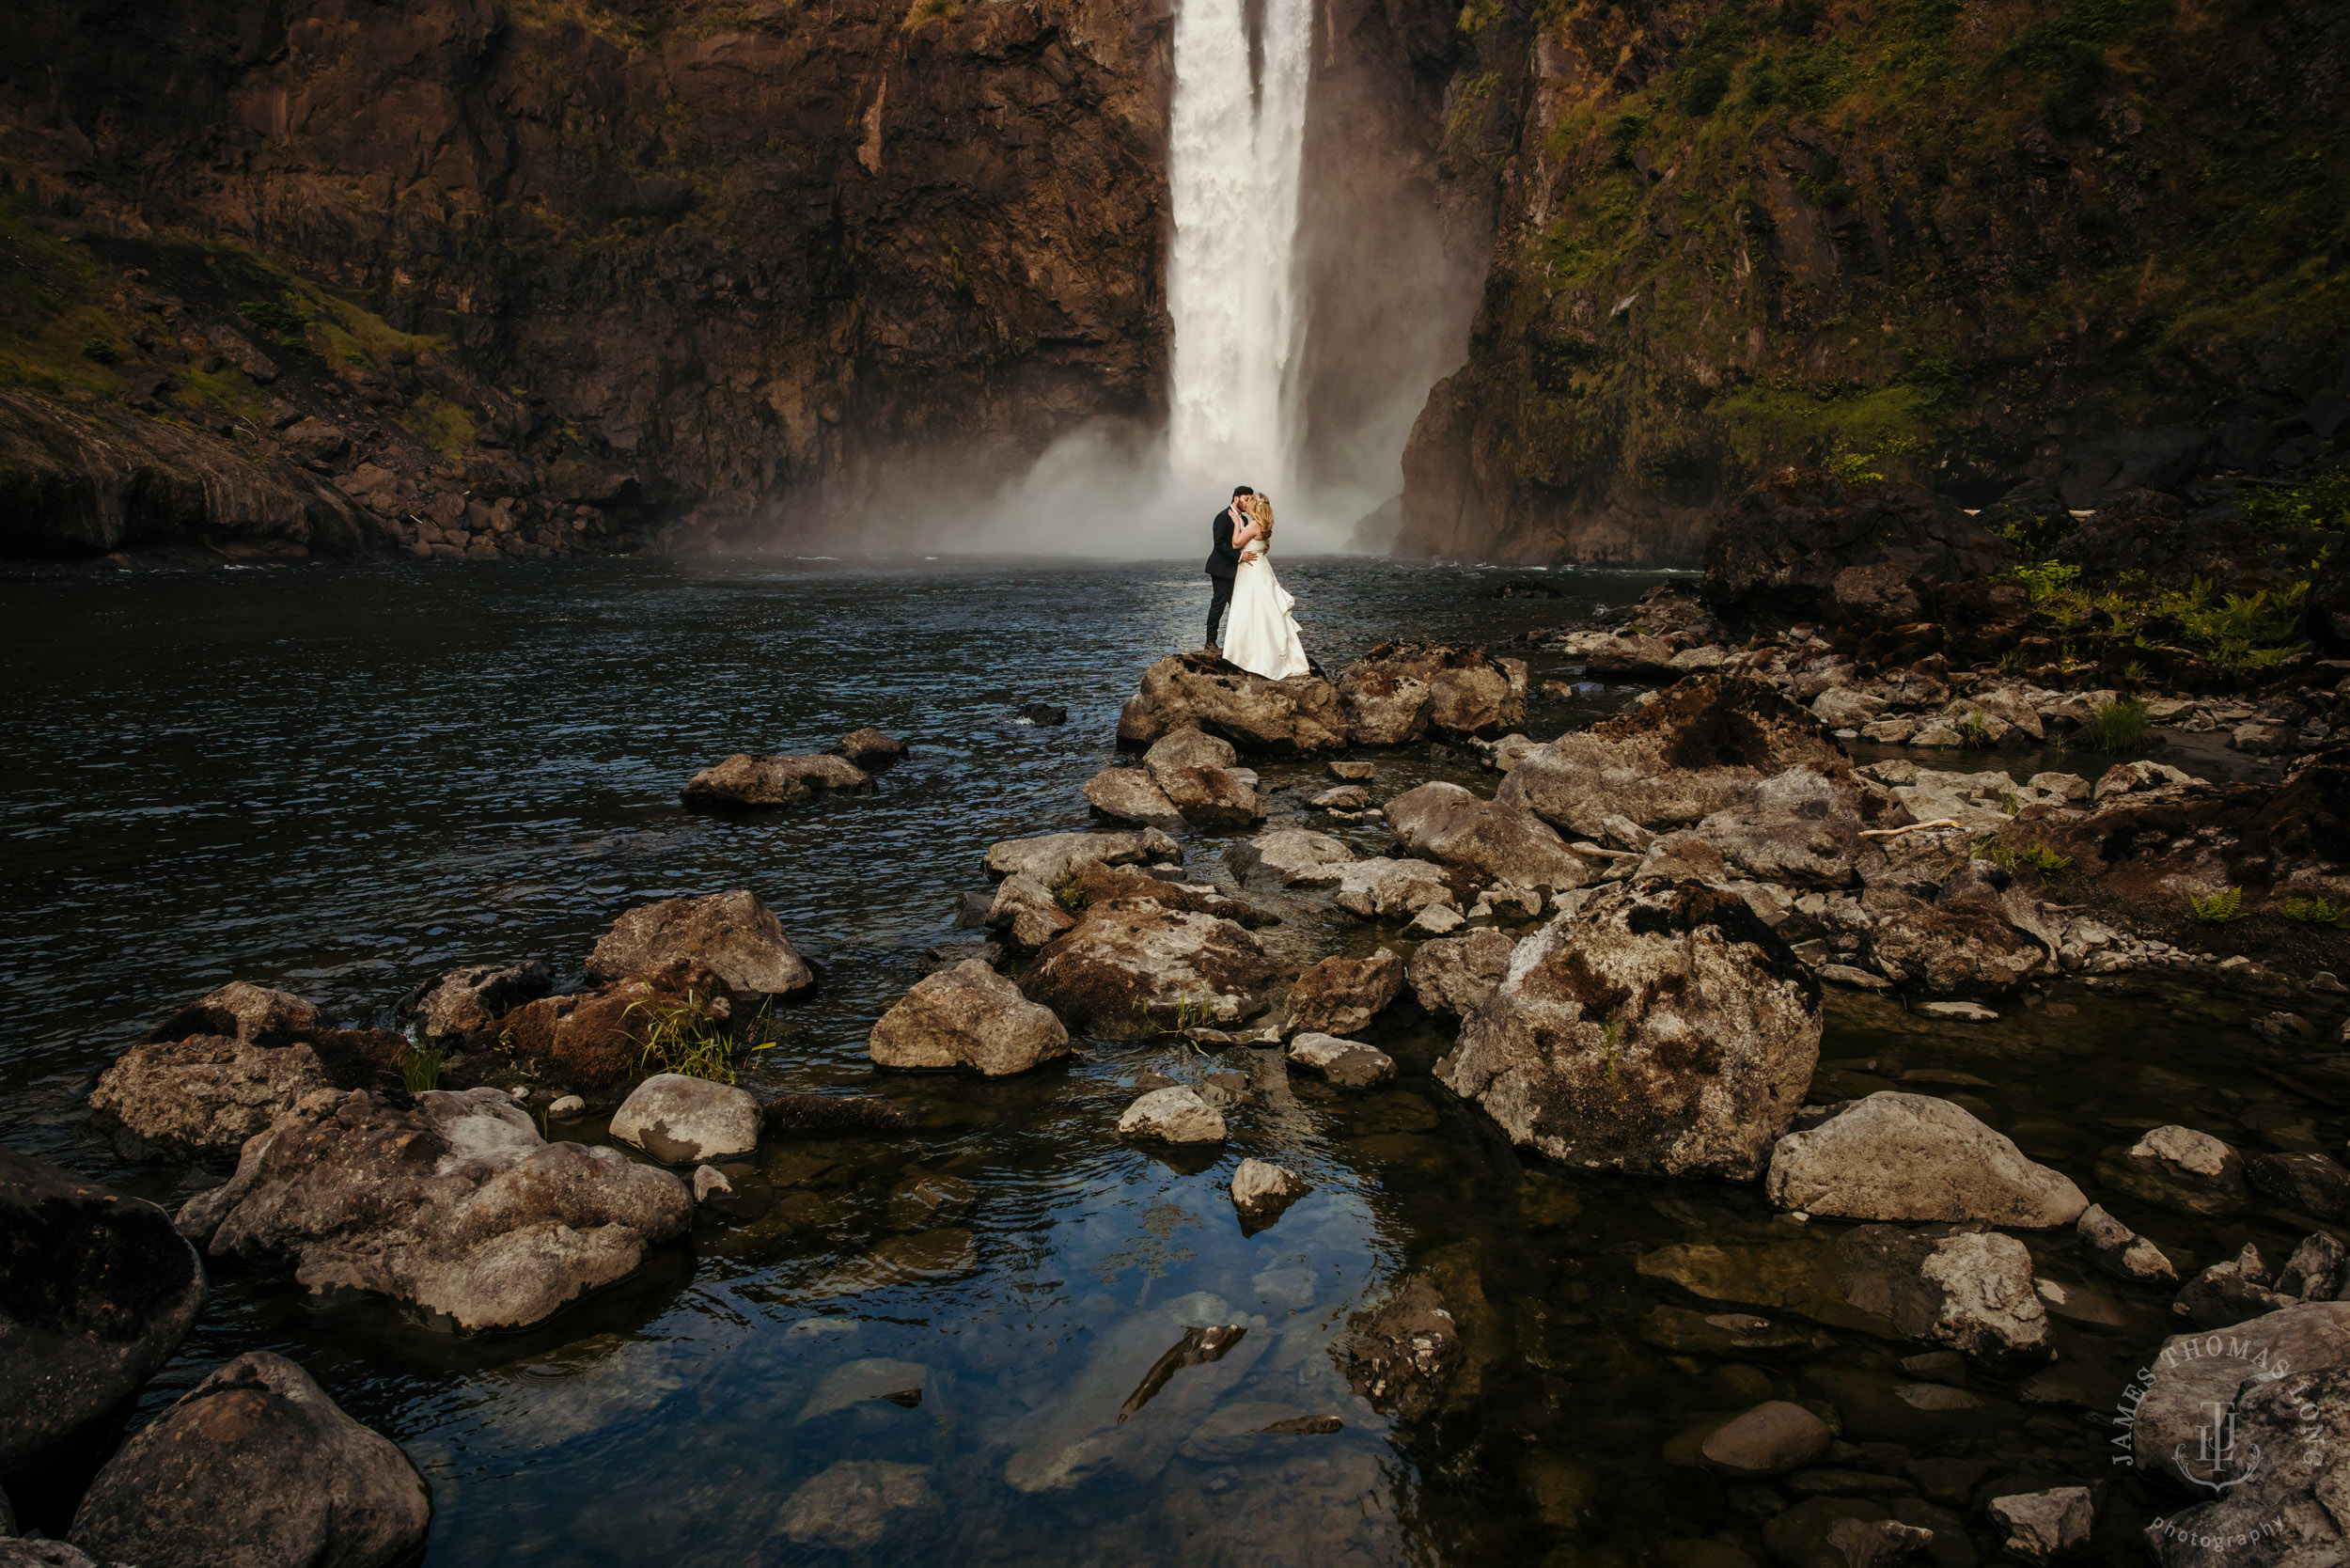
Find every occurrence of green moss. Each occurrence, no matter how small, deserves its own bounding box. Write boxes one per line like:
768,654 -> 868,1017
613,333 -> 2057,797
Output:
400,393 -> 477,462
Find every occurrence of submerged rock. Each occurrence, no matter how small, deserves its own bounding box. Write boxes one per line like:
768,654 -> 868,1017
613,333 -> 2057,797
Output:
1116,1087 -> 1226,1143
586,889 -> 815,996
1337,642 -> 1527,744
1838,1224 -> 2053,1364
679,751 -> 870,810
1765,1092 -> 2087,1228
1336,1274 -> 1463,1421
869,960 -> 1071,1074
68,1351 -> 431,1568
1117,653 -> 1346,756
1407,928 -> 1517,1016
2097,1124 -> 2248,1216
177,1087 -> 690,1330
1284,949 -> 1404,1036
609,1073 -> 760,1164
1004,1301 -> 1264,1492
1230,1158 -> 1308,1226
89,1035 -> 333,1158
776,1460 -> 938,1551
0,1150 -> 207,1471
400,961 -> 554,1041
1227,826 -> 1355,889
1436,880 -> 1822,1180
1384,781 -> 1595,893
1695,1401 -> 1833,1478
1286,1032 -> 1396,1090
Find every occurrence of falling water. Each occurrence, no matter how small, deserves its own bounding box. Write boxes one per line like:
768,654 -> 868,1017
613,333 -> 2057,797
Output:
1165,0 -> 1314,493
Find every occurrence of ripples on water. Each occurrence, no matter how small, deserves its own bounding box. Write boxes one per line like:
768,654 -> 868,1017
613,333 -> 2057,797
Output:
0,557 -> 2337,1564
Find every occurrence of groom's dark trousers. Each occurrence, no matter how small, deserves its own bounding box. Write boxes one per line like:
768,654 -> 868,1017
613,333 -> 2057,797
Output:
1204,507 -> 1241,648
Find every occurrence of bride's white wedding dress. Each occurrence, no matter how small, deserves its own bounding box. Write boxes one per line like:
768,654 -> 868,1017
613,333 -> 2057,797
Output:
1222,545 -> 1310,680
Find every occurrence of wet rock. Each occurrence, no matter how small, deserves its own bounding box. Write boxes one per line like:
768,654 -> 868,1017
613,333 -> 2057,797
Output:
1285,949 -> 1404,1036
1116,1086 -> 1226,1143
762,1093 -> 905,1137
610,1074 -> 760,1164
89,1035 -> 333,1158
985,872 -> 1077,952
692,1164 -> 731,1202
1760,1497 -> 1935,1568
836,728 -> 906,767
1699,1401 -> 1835,1478
984,828 -> 1180,886
176,1088 -> 690,1330
1337,642 -> 1526,744
1407,928 -> 1517,1016
1838,1225 -> 2053,1364
1914,1000 -> 1997,1021
1436,880 -> 1822,1180
2173,1243 -> 2295,1327
2097,1125 -> 2248,1216
490,962 -> 733,1092
1230,1158 -> 1307,1226
0,1150 -> 207,1471
2091,759 -> 2197,804
1144,726 -> 1267,827
1334,857 -> 1465,919
400,961 -> 553,1040
679,751 -> 870,810
1384,781 -> 1595,893
776,1460 -> 938,1551
1702,467 -> 2005,619
1330,759 -> 1376,780
2076,1203 -> 2180,1286
870,959 -> 1070,1074
586,889 -> 815,996
1082,765 -> 1186,830
1765,1092 -> 2087,1227
1311,784 -> 1370,810
1226,826 -> 1355,889
140,980 -> 321,1048
1336,1274 -> 1462,1420
1020,889 -> 1275,1040
2248,1152 -> 2350,1220
797,1357 -> 930,1420
2141,1366 -> 2350,1567
67,1350 -> 429,1568
1286,1032 -> 1396,1090
1117,653 -> 1346,756
1014,702 -> 1067,726
2134,1301 -> 2350,1486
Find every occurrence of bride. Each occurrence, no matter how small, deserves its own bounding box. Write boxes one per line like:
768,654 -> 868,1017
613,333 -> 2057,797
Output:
1220,493 -> 1311,680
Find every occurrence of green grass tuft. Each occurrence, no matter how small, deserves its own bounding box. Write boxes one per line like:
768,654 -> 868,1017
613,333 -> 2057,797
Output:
2084,696 -> 2152,753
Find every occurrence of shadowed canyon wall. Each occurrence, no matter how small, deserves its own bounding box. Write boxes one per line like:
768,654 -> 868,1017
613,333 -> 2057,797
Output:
1395,0 -> 2350,565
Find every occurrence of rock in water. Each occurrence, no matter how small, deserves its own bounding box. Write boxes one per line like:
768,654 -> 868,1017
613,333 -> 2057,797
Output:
68,1351 -> 430,1568
1226,827 -> 1356,889
1286,1033 -> 1397,1090
1697,1401 -> 1833,1478
586,889 -> 815,996
139,980 -> 321,1048
2141,1365 -> 2350,1568
1337,1275 -> 1463,1420
2096,1124 -> 2248,1216
679,751 -> 870,810
1143,727 -> 1266,827
1407,929 -> 1517,1016
1988,1488 -> 2092,1565
837,728 -> 906,767
1765,1092 -> 2087,1227
1336,642 -> 1528,744
1020,891 -> 1275,1041
1116,653 -> 1347,756
983,828 -> 1180,886
2076,1204 -> 2179,1286
0,1150 -> 207,1471
88,1036 -> 333,1158
1837,1225 -> 2053,1364
2248,1152 -> 2350,1221
400,960 -> 553,1040
1082,766 -> 1186,831
985,872 -> 1077,952
1435,880 -> 1822,1180
1284,949 -> 1404,1036
776,1460 -> 939,1551
1230,1158 -> 1307,1226
869,960 -> 1071,1074
1333,858 -> 1464,919
1117,1087 -> 1226,1144
609,1074 -> 761,1163
1384,781 -> 1595,893
177,1088 -> 690,1330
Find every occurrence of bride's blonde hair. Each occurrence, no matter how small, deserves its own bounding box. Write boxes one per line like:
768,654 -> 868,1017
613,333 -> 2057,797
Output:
1242,493 -> 1274,541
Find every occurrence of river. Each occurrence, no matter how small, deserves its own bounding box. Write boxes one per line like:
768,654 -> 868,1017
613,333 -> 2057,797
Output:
0,556 -> 2322,1564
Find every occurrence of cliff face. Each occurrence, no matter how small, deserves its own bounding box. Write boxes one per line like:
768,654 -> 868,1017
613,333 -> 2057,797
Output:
0,0 -> 1174,558
1398,0 -> 2350,565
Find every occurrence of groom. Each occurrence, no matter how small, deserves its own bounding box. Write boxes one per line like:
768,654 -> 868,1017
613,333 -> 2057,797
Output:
1202,484 -> 1253,656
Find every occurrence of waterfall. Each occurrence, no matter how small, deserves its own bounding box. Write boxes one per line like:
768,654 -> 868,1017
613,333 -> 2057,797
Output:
1165,0 -> 1313,494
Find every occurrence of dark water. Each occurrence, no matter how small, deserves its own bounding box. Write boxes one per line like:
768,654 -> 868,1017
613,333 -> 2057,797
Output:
0,557 -> 2340,1565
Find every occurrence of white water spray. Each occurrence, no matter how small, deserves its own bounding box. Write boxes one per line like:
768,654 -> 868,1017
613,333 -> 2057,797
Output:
1166,0 -> 1313,494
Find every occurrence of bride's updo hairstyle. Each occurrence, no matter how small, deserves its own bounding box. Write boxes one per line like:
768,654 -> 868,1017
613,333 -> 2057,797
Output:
1243,493 -> 1274,541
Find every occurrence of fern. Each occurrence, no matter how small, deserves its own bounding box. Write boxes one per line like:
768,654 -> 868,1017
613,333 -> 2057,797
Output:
2187,886 -> 2246,924
2284,897 -> 2346,926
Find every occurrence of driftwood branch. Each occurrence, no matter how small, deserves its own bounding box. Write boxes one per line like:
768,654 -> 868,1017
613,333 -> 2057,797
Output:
1858,818 -> 1966,839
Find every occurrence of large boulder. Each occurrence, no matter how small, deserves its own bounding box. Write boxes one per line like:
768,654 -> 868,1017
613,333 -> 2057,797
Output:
1384,782 -> 1595,894
2133,1301 -> 2350,1489
1498,675 -> 1849,840
399,961 -> 553,1040
1337,642 -> 1527,745
0,1151 -> 207,1472
1143,727 -> 1265,828
1407,928 -> 1517,1016
1226,828 -> 1355,890
1700,467 -> 2009,620
1434,880 -> 1823,1180
586,889 -> 815,996
680,751 -> 870,810
2141,1365 -> 2350,1568
869,960 -> 1071,1074
138,980 -> 321,1049
609,1074 -> 760,1163
89,1036 -> 333,1158
1117,653 -> 1346,756
177,1087 -> 691,1330
1082,766 -> 1186,831
983,828 -> 1180,886
1765,1092 -> 2087,1227
1837,1224 -> 2053,1364
1284,949 -> 1405,1036
68,1351 -> 431,1568
1019,888 -> 1277,1041
1681,767 -> 1864,889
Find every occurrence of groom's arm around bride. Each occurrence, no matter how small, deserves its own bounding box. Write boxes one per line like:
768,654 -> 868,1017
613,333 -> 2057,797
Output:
1201,486 -> 1247,654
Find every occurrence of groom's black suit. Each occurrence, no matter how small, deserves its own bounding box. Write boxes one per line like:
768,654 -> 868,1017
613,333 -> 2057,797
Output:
1204,506 -> 1242,650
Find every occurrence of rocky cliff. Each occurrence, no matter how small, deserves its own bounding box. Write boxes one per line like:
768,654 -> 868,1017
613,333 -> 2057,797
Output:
0,0 -> 1175,560
1397,0 -> 2350,564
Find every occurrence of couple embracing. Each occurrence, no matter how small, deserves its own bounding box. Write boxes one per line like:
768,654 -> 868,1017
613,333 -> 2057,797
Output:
1200,485 -> 1310,680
